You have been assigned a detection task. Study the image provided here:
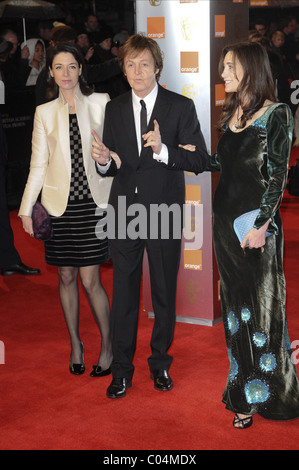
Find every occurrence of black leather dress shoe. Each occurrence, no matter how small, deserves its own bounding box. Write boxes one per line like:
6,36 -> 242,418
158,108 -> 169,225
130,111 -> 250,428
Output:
150,369 -> 174,391
106,377 -> 132,398
90,365 -> 111,377
1,262 -> 40,276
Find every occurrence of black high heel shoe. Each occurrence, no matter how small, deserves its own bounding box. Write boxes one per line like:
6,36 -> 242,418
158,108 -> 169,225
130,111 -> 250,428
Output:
69,342 -> 85,375
90,365 -> 112,377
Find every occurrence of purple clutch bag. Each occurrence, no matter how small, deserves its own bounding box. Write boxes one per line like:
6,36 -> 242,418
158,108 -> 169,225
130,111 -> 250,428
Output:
32,202 -> 53,241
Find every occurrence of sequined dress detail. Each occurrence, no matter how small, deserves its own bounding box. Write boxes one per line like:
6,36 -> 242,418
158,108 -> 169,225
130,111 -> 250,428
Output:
209,103 -> 299,420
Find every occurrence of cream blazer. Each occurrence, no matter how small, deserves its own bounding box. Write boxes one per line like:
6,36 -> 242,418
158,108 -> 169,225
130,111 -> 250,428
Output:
19,88 -> 113,217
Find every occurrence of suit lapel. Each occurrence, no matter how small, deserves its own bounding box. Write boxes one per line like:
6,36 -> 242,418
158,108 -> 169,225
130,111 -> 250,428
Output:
56,102 -> 71,177
76,97 -> 91,173
149,85 -> 171,129
120,93 -> 139,159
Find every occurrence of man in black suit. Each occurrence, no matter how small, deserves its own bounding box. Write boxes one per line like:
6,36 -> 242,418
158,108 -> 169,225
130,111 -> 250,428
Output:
92,34 -> 208,398
0,114 -> 40,276
0,38 -> 40,276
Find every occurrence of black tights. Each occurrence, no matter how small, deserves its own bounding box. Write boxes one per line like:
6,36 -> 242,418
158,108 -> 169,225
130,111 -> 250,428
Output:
57,265 -> 112,369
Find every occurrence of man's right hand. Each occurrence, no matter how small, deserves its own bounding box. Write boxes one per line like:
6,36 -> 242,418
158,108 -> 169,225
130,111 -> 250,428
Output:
91,130 -> 121,169
91,130 -> 111,165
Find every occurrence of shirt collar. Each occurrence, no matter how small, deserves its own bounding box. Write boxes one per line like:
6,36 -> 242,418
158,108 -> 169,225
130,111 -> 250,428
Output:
132,83 -> 158,110
58,85 -> 83,106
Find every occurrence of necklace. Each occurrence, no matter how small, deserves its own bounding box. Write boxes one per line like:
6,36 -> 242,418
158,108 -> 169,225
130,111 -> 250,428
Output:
232,106 -> 241,132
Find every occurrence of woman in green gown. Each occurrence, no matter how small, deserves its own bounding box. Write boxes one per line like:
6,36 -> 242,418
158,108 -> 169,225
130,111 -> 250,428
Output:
209,42 -> 299,429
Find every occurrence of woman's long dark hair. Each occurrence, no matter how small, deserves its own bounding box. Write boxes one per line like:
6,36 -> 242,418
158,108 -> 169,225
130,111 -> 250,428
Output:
218,41 -> 277,130
46,42 -> 94,100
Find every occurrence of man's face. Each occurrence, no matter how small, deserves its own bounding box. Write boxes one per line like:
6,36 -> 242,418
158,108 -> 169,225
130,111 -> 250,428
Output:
124,48 -> 158,98
287,19 -> 297,35
255,24 -> 266,36
85,15 -> 98,31
4,32 -> 18,55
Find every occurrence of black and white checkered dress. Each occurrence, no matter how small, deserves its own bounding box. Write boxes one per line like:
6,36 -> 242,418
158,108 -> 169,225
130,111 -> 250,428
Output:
44,114 -> 109,267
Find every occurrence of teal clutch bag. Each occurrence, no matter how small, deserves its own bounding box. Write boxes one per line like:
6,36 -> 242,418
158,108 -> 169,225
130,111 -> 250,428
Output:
233,209 -> 271,245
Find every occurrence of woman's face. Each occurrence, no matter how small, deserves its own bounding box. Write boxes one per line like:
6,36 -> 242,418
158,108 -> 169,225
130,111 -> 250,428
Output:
221,51 -> 244,93
100,37 -> 112,51
33,42 -> 44,64
272,35 -> 285,48
77,33 -> 89,49
49,52 -> 82,92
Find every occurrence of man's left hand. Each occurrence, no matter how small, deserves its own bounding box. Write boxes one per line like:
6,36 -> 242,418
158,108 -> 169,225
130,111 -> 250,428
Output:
143,119 -> 162,155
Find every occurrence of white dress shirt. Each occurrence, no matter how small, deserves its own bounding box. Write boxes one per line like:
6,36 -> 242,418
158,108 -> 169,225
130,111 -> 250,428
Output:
132,84 -> 168,162
97,83 -> 168,174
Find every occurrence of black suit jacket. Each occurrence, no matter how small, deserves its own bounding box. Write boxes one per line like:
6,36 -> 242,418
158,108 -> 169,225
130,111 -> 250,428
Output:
102,84 -> 208,212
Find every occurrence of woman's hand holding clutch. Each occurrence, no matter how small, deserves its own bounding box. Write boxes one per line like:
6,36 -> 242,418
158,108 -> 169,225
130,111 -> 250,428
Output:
241,219 -> 271,252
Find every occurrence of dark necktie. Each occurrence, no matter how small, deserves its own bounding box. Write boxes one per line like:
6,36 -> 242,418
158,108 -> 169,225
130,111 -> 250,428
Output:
140,99 -> 147,148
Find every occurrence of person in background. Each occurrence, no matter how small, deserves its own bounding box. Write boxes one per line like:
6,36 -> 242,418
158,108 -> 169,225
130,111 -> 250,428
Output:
84,13 -> 100,34
111,31 -> 130,58
89,28 -> 125,97
253,18 -> 268,37
0,28 -> 31,91
37,21 -> 53,49
207,41 -> 299,429
88,28 -> 114,65
19,43 -> 113,377
75,26 -> 95,63
108,31 -> 132,98
248,32 -> 293,112
270,30 -> 286,59
21,38 -> 45,86
0,38 -> 40,276
279,15 -> 299,78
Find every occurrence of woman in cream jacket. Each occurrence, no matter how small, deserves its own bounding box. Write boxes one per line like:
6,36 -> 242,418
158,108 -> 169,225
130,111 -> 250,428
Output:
19,43 -> 113,377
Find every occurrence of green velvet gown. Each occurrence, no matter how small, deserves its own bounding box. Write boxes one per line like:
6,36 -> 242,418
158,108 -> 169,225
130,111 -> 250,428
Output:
209,103 -> 299,420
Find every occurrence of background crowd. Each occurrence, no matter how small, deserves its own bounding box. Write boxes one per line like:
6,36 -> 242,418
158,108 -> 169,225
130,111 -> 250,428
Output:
0,11 -> 132,100
0,6 -> 299,112
0,5 -> 298,99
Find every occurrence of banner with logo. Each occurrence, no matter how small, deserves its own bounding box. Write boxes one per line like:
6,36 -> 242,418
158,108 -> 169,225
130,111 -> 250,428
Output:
138,0 -> 248,325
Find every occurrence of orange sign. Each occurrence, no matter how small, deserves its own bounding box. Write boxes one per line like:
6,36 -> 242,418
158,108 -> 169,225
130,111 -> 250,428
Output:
147,17 -> 165,39
215,84 -> 226,106
215,15 -> 225,38
184,250 -> 202,271
249,0 -> 268,5
185,185 -> 201,205
180,52 -> 199,73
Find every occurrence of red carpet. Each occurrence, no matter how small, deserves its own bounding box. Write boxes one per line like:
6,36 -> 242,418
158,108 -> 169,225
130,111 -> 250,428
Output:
1,150 -> 299,451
